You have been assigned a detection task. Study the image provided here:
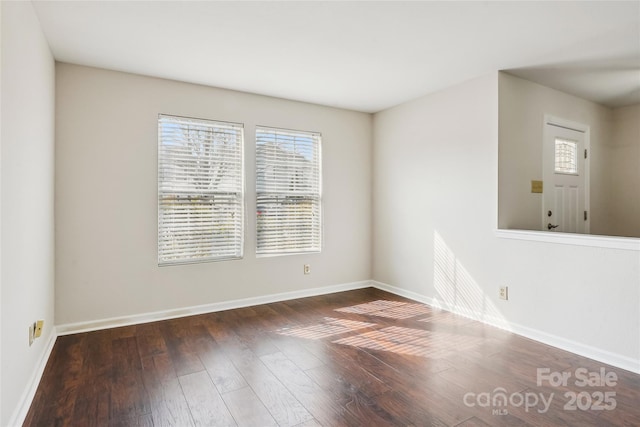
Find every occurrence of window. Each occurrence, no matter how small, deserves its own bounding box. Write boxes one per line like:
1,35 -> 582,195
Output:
554,138 -> 578,174
158,115 -> 244,265
256,127 -> 322,255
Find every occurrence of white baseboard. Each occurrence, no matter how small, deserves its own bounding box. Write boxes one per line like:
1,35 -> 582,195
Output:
373,280 -> 439,307
57,280 -> 373,335
371,280 -> 640,375
507,321 -> 640,374
8,328 -> 58,427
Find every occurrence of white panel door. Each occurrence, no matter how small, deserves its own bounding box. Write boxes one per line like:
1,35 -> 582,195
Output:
543,119 -> 589,234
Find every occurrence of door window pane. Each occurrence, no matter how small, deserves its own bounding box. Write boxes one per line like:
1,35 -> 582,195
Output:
555,138 -> 578,174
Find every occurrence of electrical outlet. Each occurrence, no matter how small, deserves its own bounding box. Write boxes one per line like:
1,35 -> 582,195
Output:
304,264 -> 310,275
35,320 -> 44,338
499,286 -> 509,301
29,323 -> 35,346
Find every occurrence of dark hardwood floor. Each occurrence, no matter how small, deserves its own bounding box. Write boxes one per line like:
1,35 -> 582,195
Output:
24,288 -> 640,426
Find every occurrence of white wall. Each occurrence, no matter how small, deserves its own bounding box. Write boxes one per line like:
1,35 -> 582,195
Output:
498,72 -> 613,235
373,74 -> 639,372
610,104 -> 640,237
55,63 -> 372,325
1,2 -> 56,425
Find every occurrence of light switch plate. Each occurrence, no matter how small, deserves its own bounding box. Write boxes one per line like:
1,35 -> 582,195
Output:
531,180 -> 543,193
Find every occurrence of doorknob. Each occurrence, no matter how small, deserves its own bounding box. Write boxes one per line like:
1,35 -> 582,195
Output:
547,223 -> 559,230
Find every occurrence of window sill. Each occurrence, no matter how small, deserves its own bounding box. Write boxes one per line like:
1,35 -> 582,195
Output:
495,229 -> 640,251
256,250 -> 321,259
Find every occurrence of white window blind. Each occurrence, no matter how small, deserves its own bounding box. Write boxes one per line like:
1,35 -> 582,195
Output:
158,114 -> 244,265
256,127 -> 322,255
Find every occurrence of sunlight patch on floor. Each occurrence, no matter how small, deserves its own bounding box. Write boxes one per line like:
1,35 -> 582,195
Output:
275,317 -> 376,340
418,311 -> 474,326
333,326 -> 484,358
335,300 -> 432,319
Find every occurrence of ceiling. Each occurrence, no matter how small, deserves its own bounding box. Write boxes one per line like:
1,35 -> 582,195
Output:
31,1 -> 640,113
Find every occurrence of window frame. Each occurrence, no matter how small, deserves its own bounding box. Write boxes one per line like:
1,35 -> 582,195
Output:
255,125 -> 323,257
157,114 -> 245,266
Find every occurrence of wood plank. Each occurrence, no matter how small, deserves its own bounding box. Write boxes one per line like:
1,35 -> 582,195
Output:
221,387 -> 278,427
260,351 -> 363,426
110,337 -> 150,421
137,322 -> 168,358
160,320 -> 206,377
234,351 -> 313,426
304,363 -> 399,425
141,353 -> 195,427
189,330 -> 248,394
455,416 -> 493,427
70,373 -> 111,426
201,312 -> 316,426
179,371 -> 236,427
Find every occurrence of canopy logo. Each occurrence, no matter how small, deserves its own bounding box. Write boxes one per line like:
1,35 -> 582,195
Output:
463,367 -> 618,416
463,388 -> 553,414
